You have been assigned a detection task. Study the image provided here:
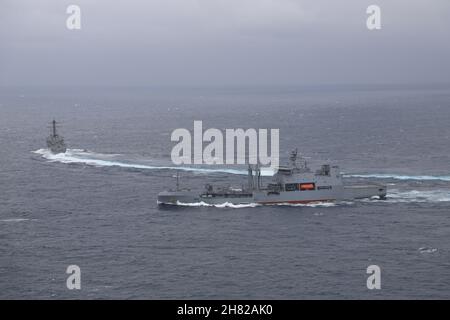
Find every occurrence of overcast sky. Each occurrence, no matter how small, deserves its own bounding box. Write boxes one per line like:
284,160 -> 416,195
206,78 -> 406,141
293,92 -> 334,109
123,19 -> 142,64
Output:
1,0 -> 450,86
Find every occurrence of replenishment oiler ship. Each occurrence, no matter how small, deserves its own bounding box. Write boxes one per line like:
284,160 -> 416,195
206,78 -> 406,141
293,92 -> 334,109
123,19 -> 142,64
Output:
158,150 -> 387,205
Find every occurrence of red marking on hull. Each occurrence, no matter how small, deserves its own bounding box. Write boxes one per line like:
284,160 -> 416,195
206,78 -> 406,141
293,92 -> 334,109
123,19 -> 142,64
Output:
258,199 -> 335,205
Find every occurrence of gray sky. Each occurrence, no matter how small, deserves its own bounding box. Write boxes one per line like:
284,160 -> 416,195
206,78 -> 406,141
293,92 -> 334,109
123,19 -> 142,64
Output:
1,0 -> 450,86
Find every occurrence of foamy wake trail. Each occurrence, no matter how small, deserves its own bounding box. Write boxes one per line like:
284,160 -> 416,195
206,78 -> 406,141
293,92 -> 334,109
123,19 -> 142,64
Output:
34,149 -> 450,183
0,218 -> 30,223
33,149 -> 249,175
346,173 -> 450,182
167,200 -> 353,208
362,189 -> 450,203
269,201 -> 353,207
173,201 -> 260,208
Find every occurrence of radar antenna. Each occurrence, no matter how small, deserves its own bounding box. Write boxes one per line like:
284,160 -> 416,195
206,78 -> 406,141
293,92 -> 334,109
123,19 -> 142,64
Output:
48,119 -> 61,137
290,148 -> 298,167
290,148 -> 308,169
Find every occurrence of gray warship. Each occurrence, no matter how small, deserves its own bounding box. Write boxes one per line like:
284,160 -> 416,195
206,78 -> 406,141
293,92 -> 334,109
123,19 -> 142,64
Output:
46,120 -> 67,154
158,150 -> 387,205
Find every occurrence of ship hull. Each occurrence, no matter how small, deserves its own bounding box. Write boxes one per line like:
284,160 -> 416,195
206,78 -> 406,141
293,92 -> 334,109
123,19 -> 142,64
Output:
48,145 -> 67,154
157,184 -> 387,206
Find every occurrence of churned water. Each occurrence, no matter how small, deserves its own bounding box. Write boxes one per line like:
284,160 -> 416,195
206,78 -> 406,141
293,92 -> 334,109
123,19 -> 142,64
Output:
0,85 -> 449,299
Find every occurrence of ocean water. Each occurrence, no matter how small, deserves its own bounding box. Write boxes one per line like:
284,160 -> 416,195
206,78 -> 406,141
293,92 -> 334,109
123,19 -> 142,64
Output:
0,85 -> 449,299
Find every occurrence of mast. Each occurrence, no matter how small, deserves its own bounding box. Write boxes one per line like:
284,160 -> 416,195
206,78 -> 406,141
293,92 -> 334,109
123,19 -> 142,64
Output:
252,164 -> 261,191
290,148 -> 298,167
248,165 -> 253,191
52,120 -> 57,137
258,165 -> 262,190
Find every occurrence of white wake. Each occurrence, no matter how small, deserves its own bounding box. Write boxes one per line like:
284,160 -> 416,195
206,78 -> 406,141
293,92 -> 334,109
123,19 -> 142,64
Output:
33,149 -> 249,175
346,173 -> 450,182
34,149 -> 450,183
362,189 -> 450,203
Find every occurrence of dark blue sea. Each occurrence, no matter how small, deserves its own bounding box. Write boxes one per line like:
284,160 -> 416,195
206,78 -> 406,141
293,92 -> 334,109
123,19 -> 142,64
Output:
1,85 -> 449,299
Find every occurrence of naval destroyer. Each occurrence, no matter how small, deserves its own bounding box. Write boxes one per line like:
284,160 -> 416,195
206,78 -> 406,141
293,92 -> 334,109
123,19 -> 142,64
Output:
158,150 -> 387,205
46,120 -> 67,154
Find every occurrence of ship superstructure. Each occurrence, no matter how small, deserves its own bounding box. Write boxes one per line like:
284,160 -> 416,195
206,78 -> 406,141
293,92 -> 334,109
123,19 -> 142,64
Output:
46,120 -> 67,154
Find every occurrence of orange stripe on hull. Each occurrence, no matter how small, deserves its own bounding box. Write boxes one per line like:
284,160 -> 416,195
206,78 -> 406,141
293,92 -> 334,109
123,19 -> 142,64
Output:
258,199 -> 336,205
